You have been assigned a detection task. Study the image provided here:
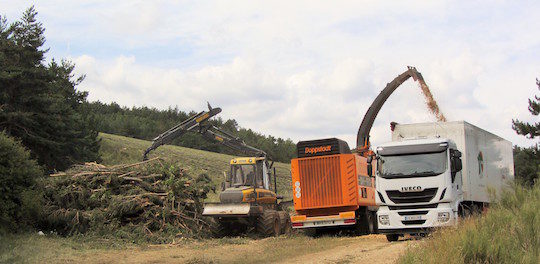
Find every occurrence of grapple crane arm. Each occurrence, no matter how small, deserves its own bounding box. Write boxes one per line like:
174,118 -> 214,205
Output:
142,103 -> 222,160
143,103 -> 267,160
200,125 -> 267,157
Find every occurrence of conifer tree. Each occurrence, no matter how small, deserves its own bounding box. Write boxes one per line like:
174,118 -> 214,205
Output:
511,78 -> 539,185
512,79 -> 540,139
0,7 -> 100,171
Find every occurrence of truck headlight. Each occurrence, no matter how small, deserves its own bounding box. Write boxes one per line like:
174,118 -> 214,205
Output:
438,212 -> 450,223
379,215 -> 389,225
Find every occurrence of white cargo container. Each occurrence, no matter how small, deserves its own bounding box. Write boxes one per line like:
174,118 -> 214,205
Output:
375,121 -> 514,241
391,121 -> 514,202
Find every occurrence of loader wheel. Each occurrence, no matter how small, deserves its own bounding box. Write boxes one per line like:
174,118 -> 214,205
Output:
213,220 -> 232,238
278,211 -> 292,235
256,210 -> 280,237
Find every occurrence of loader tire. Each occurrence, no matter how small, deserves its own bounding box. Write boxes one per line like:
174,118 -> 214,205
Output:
256,210 -> 280,237
213,220 -> 232,238
278,211 -> 292,235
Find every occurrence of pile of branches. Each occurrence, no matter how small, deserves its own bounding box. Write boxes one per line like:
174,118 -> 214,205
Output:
41,158 -> 215,242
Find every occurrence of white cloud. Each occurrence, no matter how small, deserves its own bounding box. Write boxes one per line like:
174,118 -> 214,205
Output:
5,0 -> 540,148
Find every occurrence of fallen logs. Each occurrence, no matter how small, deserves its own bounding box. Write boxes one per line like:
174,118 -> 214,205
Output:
41,158 -> 215,243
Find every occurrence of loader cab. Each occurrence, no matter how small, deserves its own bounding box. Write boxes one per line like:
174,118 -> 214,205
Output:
228,157 -> 270,190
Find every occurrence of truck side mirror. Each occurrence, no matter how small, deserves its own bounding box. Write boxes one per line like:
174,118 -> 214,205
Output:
455,159 -> 462,173
450,150 -> 463,173
367,164 -> 373,177
450,150 -> 463,183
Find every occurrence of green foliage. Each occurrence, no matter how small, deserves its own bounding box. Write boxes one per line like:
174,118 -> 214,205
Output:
40,160 -> 215,243
512,79 -> 540,139
399,183 -> 540,264
513,145 -> 539,186
0,7 -> 100,171
0,131 -> 43,232
511,78 -> 539,186
85,101 -> 296,163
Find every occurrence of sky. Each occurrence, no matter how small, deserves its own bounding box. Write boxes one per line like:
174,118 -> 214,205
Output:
3,1 -> 540,148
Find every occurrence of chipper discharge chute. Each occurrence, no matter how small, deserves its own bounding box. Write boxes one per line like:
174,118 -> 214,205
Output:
290,66 -> 434,235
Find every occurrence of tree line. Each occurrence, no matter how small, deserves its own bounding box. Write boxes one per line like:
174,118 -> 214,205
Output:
85,101 -> 297,163
1,6 -> 537,178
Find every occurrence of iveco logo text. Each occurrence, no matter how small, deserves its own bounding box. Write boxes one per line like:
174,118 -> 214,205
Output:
400,186 -> 423,192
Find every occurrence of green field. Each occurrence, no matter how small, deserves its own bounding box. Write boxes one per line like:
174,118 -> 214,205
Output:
98,133 -> 293,202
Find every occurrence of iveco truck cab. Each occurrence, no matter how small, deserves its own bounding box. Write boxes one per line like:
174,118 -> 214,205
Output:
375,121 -> 514,242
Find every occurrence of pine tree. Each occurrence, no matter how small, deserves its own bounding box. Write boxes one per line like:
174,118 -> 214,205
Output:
511,78 -> 540,185
0,7 -> 100,171
512,79 -> 540,139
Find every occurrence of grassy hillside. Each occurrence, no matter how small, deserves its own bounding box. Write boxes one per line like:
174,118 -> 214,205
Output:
399,183 -> 539,264
98,133 -> 293,201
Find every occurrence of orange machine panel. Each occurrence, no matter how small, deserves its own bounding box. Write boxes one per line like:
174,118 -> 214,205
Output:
355,155 -> 377,207
291,154 -> 360,213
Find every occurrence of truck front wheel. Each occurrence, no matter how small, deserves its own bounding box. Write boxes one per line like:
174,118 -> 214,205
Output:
386,234 -> 399,242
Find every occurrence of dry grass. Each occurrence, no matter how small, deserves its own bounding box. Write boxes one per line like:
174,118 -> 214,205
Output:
399,183 -> 540,264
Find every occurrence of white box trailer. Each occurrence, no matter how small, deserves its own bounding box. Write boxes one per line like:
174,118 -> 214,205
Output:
375,121 -> 514,241
390,121 -> 514,202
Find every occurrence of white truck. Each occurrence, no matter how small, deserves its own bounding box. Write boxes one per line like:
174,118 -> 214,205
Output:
375,121 -> 514,241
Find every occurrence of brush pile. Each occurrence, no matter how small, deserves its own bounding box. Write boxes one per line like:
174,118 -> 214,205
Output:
41,158 -> 215,243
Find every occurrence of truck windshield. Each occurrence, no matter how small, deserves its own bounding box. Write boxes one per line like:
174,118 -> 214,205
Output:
378,151 -> 447,178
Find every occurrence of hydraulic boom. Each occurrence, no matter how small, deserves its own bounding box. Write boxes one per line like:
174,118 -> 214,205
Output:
143,103 -> 265,160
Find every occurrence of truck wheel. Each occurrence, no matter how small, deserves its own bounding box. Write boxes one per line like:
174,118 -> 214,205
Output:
371,211 -> 378,234
366,211 -> 375,234
355,208 -> 371,235
386,234 -> 399,242
256,210 -> 280,237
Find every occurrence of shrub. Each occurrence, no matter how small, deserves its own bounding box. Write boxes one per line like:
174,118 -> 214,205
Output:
399,183 -> 540,264
0,131 -> 43,232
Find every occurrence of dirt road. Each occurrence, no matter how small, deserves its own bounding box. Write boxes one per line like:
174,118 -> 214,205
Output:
281,235 -> 411,264
60,235 -> 413,264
